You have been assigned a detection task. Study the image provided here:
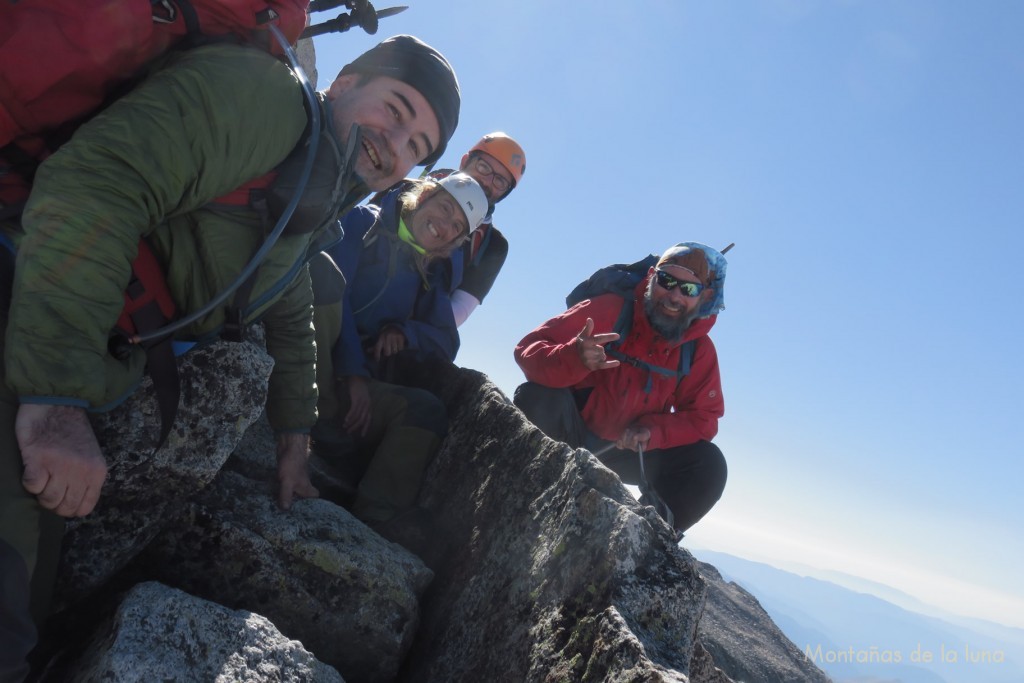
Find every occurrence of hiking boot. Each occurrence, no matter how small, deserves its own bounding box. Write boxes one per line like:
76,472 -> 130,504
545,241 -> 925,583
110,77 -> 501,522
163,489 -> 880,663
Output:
307,451 -> 365,510
369,507 -> 438,560
310,419 -> 354,451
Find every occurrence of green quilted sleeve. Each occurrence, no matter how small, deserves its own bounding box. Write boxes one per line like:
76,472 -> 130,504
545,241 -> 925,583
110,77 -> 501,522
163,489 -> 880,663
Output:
6,44 -> 306,406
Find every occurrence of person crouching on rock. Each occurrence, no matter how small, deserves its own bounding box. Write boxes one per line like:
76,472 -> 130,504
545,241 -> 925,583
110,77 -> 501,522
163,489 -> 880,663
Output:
310,173 -> 487,547
513,243 -> 730,538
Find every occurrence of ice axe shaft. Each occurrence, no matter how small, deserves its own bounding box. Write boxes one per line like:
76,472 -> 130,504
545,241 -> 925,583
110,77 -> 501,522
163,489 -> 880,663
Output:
302,2 -> 407,38
636,444 -> 676,531
590,443 -> 675,530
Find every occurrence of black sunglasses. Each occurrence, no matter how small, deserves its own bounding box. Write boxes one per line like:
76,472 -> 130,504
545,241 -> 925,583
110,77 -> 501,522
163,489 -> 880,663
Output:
654,269 -> 704,297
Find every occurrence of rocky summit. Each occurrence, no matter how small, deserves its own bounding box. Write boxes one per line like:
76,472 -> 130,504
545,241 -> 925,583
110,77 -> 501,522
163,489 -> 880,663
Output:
31,336 -> 830,683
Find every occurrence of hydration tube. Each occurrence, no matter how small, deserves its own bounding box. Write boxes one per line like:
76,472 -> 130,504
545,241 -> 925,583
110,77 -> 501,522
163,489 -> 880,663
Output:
131,23 -> 321,344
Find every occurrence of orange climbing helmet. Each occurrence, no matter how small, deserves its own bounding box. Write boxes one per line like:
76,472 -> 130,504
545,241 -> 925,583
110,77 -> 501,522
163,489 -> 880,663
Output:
468,132 -> 526,188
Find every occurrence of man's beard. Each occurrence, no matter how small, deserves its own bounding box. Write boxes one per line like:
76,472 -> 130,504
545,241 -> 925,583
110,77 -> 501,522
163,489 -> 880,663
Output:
643,280 -> 698,343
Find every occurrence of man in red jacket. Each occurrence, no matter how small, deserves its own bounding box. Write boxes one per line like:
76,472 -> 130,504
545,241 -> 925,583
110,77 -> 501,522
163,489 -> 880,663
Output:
513,243 -> 729,536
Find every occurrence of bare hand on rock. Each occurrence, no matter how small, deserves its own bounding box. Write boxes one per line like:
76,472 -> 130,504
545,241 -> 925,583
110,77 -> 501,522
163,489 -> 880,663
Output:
16,404 -> 107,517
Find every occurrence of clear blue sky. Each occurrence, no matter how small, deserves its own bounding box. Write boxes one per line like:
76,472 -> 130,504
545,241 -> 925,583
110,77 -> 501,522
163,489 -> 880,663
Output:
313,1 -> 1024,628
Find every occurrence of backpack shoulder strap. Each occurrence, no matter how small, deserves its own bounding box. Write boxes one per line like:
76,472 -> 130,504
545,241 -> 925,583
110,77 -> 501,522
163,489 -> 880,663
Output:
609,294 -> 634,346
604,298 -> 699,393
677,339 -> 695,379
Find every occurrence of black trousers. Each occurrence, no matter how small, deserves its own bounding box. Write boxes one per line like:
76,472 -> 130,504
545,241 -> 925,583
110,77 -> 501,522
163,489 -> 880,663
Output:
0,539 -> 34,683
514,382 -> 727,533
1,243 -> 39,682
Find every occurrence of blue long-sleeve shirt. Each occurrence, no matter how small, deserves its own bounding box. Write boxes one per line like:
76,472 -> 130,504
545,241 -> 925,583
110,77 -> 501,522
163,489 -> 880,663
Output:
325,192 -> 459,378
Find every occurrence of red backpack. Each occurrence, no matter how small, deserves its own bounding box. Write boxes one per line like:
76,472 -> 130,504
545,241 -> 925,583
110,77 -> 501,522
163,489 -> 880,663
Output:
0,0 -> 308,147
0,0 -> 389,443
0,0 -> 309,444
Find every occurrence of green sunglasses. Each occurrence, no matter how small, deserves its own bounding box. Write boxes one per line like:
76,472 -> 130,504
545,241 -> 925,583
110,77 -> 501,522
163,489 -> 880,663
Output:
654,269 -> 704,297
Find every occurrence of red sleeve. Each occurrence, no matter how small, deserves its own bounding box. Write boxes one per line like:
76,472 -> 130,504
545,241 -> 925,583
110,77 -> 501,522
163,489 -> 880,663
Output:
637,337 -> 724,449
514,296 -> 622,388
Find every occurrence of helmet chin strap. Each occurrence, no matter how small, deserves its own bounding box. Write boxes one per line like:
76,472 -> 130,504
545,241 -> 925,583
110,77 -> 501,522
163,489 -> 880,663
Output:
397,216 -> 426,255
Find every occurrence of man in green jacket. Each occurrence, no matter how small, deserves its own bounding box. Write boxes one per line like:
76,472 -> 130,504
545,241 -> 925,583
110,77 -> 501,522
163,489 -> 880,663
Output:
0,34 -> 460,679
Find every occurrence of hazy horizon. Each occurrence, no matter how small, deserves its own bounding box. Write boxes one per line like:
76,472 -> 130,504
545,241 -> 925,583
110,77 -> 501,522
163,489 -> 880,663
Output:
687,534 -> 1024,632
690,547 -> 1024,683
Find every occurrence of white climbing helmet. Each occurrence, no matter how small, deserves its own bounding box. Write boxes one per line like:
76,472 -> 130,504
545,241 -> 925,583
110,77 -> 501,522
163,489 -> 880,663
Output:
437,172 -> 487,233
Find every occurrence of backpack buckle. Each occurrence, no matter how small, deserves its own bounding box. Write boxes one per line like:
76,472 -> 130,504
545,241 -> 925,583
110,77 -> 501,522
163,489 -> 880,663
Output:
221,307 -> 246,342
151,0 -> 177,24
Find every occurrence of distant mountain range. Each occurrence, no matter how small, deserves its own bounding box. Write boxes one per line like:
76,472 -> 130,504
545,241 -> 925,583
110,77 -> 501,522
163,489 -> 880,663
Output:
690,549 -> 1024,683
